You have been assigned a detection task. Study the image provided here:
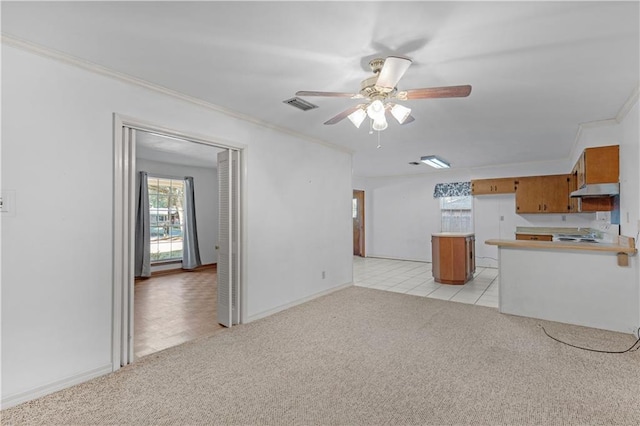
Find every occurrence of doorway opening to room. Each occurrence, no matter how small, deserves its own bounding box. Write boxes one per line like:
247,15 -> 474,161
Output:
353,190 -> 365,257
113,115 -> 245,369
132,136 -> 225,359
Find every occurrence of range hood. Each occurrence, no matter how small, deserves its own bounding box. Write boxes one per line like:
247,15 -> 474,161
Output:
570,183 -> 619,198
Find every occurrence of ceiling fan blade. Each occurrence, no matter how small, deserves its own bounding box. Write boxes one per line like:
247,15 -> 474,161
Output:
296,90 -> 362,99
324,105 -> 364,125
397,85 -> 472,100
375,56 -> 413,89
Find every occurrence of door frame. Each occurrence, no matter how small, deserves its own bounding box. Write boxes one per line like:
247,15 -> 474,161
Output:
112,113 -> 248,371
353,189 -> 365,257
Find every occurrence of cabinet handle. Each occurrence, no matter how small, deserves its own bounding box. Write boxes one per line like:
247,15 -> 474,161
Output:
538,204 -> 541,211
532,237 -> 538,240
544,204 -> 547,211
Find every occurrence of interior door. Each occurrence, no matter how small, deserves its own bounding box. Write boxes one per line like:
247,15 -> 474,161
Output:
353,190 -> 365,256
217,149 -> 240,327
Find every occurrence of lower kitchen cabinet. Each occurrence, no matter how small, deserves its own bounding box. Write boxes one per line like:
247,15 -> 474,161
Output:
515,233 -> 553,241
432,233 -> 475,285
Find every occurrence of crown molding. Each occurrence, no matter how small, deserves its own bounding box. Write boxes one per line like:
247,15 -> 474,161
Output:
615,83 -> 639,124
1,33 -> 353,155
569,83 -> 639,164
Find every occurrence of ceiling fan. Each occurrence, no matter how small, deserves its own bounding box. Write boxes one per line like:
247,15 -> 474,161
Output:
296,56 -> 471,131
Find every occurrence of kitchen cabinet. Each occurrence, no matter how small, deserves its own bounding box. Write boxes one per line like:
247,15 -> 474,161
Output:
515,174 -> 572,214
571,145 -> 618,212
515,233 -> 553,241
431,233 -> 475,285
471,178 -> 516,195
576,145 -> 619,188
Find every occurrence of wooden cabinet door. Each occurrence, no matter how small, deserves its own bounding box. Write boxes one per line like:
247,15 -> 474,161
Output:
576,152 -> 586,189
515,234 -> 553,241
471,178 -> 516,195
584,145 -> 619,184
515,175 -> 571,213
541,174 -> 571,213
568,171 -> 579,212
515,177 -> 544,213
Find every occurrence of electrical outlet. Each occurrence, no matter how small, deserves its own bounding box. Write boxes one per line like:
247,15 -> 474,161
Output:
561,215 -> 566,222
322,271 -> 326,279
500,215 -> 504,221
0,190 -> 15,216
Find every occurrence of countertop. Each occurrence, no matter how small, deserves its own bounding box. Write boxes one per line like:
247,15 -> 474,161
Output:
432,232 -> 475,237
485,238 -> 637,254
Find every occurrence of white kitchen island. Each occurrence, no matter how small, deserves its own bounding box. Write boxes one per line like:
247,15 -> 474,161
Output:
485,238 -> 638,334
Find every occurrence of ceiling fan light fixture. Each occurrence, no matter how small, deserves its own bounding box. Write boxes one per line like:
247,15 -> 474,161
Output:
421,155 -> 450,169
372,117 -> 388,132
347,108 -> 367,128
391,104 -> 412,124
366,100 -> 386,120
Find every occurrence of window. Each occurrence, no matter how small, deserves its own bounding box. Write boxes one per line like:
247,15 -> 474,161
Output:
147,176 -> 185,262
440,196 -> 473,233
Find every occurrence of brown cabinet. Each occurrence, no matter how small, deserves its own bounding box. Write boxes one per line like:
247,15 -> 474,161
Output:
432,234 -> 475,285
571,145 -> 618,212
515,233 -> 553,241
515,174 -> 572,213
579,145 -> 619,187
471,178 -> 517,195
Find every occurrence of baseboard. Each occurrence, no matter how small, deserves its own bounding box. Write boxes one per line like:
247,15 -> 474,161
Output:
135,263 -> 217,280
1,363 -> 113,409
364,255 -> 431,263
246,282 -> 354,323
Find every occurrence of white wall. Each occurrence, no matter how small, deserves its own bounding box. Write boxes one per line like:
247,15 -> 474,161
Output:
1,45 -> 353,405
136,158 -> 219,267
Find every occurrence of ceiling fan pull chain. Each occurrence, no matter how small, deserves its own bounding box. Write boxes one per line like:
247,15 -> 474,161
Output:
377,129 -> 382,149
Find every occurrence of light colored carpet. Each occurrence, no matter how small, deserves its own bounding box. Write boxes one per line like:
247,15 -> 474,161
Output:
3,286 -> 639,425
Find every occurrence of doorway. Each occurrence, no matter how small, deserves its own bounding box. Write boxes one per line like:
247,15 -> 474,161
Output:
353,190 -> 365,257
133,130 -> 224,358
112,114 -> 245,369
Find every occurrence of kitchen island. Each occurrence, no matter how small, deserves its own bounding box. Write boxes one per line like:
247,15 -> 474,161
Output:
485,237 -> 638,334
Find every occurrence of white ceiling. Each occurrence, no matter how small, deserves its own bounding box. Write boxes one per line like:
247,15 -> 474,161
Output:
136,131 -> 223,169
2,1 -> 638,177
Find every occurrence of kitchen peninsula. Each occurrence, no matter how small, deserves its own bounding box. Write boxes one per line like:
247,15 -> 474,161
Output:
486,236 -> 638,334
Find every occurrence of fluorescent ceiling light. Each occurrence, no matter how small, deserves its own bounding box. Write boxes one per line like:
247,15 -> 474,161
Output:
347,108 -> 367,128
390,104 -> 411,124
421,155 -> 450,169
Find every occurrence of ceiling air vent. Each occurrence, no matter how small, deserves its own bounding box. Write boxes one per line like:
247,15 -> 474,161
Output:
283,97 -> 318,111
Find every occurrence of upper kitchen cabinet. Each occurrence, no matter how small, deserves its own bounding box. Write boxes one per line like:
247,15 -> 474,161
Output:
471,178 -> 517,195
571,145 -> 619,212
515,174 -> 572,214
576,145 -> 619,188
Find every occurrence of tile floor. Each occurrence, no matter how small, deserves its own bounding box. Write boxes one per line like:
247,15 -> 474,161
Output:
354,256 -> 499,308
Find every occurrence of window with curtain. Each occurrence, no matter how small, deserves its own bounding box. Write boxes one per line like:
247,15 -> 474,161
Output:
147,176 -> 185,262
434,182 -> 473,233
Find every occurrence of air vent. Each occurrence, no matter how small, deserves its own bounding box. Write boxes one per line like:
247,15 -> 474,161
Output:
283,97 -> 318,111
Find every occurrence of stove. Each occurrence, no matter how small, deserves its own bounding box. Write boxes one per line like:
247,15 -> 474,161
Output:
552,234 -> 599,243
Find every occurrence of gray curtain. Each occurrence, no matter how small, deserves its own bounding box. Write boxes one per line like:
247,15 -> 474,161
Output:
134,171 -> 151,277
182,176 -> 202,270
